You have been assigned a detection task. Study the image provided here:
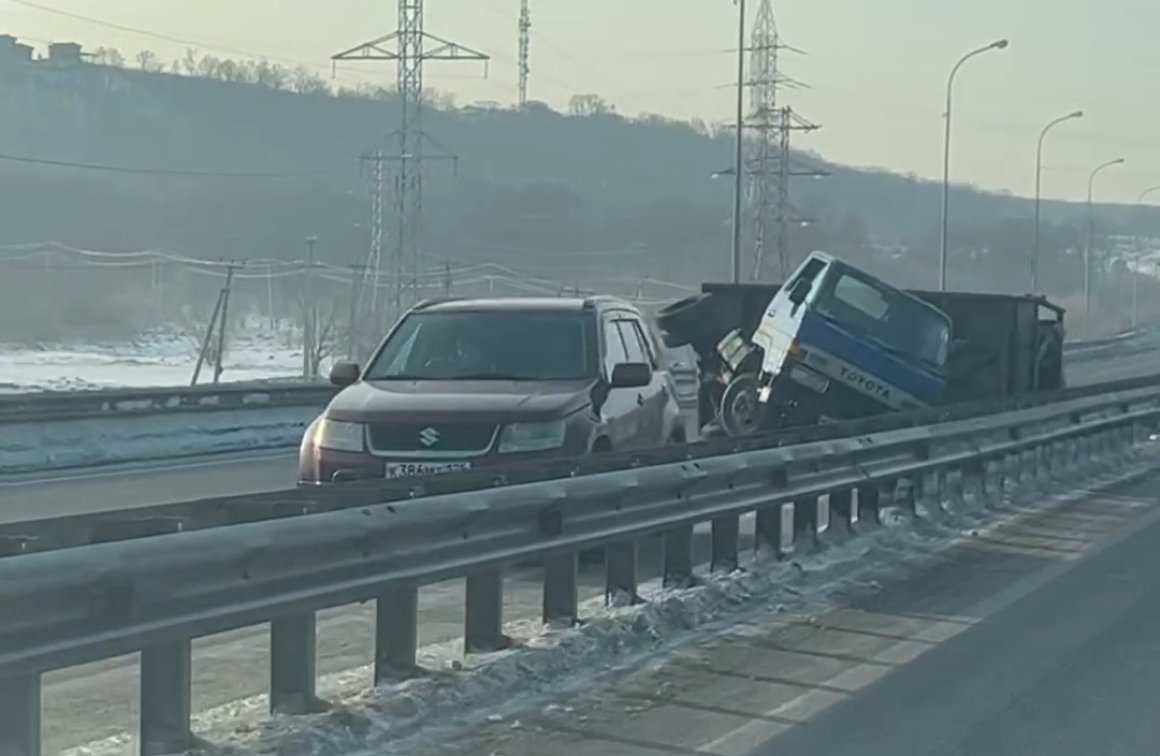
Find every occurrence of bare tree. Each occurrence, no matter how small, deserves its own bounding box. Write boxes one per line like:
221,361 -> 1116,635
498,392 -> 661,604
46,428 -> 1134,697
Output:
92,47 -> 125,67
135,50 -> 164,73
254,60 -> 291,90
290,66 -> 329,95
568,94 -> 615,117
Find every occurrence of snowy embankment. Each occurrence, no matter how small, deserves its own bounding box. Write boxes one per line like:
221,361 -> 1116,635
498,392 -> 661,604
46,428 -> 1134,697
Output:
0,405 -> 319,475
0,332 -> 323,473
58,443 -> 1157,756
0,332 -> 304,394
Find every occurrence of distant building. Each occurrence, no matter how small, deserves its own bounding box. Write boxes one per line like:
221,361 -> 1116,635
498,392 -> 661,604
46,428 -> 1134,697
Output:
46,41 -> 83,67
0,33 -> 34,68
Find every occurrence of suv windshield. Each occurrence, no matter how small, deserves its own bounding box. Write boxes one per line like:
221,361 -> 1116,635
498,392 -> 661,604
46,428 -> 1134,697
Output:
366,310 -> 596,381
814,267 -> 950,369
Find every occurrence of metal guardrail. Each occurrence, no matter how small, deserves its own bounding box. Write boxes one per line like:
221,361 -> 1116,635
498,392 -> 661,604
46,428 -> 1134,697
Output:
0,382 -> 1156,756
6,370 -> 1160,558
0,380 -> 337,422
0,368 -> 698,424
0,334 -> 1130,424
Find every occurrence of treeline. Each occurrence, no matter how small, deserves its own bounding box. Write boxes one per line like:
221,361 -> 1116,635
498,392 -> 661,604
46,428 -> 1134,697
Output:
0,41 -> 1150,343
83,45 -> 639,120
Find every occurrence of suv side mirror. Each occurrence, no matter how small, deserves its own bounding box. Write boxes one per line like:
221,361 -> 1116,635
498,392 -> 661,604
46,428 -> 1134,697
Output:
329,361 -> 361,387
788,279 -> 812,305
610,362 -> 652,388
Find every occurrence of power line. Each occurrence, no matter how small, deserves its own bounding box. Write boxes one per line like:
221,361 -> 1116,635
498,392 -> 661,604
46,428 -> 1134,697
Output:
0,152 -> 311,180
4,0 -> 316,71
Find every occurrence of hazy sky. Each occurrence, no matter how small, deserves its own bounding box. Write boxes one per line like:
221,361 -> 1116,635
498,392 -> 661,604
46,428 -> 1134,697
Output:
4,0 -> 1159,204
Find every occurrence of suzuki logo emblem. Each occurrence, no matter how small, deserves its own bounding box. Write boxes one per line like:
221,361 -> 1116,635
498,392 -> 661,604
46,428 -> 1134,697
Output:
419,427 -> 440,447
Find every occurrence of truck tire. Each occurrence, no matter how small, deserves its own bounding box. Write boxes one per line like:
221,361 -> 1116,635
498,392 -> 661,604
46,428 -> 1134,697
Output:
719,373 -> 762,437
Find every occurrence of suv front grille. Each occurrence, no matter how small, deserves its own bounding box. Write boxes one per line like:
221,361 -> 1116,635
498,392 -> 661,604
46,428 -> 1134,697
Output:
367,422 -> 499,453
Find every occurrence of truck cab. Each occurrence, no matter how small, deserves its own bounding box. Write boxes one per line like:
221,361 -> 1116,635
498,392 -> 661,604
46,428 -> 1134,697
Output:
749,252 -> 950,430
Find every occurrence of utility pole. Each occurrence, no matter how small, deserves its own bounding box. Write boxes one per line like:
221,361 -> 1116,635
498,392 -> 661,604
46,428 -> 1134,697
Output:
347,262 -> 362,360
729,0 -> 746,284
303,235 -> 318,378
266,263 -> 276,333
334,1 -> 489,328
191,288 -> 225,386
518,0 -> 531,107
212,262 -> 238,385
442,258 -> 452,296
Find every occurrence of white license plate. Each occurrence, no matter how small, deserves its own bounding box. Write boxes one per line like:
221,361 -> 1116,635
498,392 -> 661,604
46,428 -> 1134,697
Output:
385,461 -> 472,478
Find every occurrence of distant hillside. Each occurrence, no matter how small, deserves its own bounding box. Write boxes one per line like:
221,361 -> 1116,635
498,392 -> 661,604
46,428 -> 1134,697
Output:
0,45 -> 1154,339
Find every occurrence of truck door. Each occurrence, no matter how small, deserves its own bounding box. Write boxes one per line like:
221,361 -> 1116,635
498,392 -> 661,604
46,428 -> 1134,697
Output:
754,255 -> 828,376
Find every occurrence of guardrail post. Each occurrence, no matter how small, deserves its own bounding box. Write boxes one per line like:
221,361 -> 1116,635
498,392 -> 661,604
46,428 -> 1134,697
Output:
755,504 -> 785,556
710,515 -> 740,572
663,524 -> 695,587
855,484 -> 879,529
913,473 -> 944,521
793,496 -> 819,552
375,587 -> 420,682
0,673 -> 40,756
466,571 -> 509,652
606,540 -> 640,605
827,490 -> 855,538
543,553 -> 579,626
269,613 -> 321,714
139,640 -> 193,755
957,462 -> 980,510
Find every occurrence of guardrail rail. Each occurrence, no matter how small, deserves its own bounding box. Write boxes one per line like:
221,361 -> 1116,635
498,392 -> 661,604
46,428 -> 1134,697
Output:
1,382 -> 1158,756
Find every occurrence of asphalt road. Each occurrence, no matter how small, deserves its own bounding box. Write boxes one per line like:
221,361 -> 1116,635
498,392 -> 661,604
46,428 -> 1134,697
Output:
1067,345 -> 1160,385
451,465 -> 1160,756
749,480 -> 1160,756
0,450 -> 297,524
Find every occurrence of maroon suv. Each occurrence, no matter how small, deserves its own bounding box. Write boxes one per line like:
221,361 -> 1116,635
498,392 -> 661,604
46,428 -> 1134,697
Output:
298,296 -> 685,484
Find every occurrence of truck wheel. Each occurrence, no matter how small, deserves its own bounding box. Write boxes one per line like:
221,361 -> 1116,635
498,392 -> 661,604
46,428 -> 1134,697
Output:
720,373 -> 761,437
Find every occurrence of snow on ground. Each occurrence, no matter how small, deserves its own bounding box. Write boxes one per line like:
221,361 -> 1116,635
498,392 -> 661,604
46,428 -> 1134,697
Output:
60,441 -> 1156,756
0,320 -> 308,394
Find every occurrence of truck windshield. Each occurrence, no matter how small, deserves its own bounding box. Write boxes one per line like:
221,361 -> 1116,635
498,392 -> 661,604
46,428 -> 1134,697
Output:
814,269 -> 950,369
366,310 -> 596,381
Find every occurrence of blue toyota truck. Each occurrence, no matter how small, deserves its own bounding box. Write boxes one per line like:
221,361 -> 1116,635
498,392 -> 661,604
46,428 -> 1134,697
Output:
655,251 -> 1066,436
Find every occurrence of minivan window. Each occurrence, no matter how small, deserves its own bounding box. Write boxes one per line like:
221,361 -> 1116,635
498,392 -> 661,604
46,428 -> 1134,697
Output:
367,311 -> 596,380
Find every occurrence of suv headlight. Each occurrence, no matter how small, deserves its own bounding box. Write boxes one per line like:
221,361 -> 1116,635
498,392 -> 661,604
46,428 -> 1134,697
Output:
498,420 -> 567,453
315,418 -> 366,452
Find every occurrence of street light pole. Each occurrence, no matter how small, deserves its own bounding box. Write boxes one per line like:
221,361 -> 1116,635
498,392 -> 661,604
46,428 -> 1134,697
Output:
1133,184 -> 1160,328
1085,158 -> 1125,331
1031,110 -> 1083,292
730,0 -> 746,284
939,38 -> 1008,291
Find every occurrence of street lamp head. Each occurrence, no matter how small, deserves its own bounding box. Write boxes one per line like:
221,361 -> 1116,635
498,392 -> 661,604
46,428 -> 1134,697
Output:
1114,158 -> 1126,165
992,39 -> 1010,50
1070,110 -> 1084,119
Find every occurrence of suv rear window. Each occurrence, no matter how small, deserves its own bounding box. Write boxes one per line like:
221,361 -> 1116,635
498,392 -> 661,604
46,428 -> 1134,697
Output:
366,311 -> 597,381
